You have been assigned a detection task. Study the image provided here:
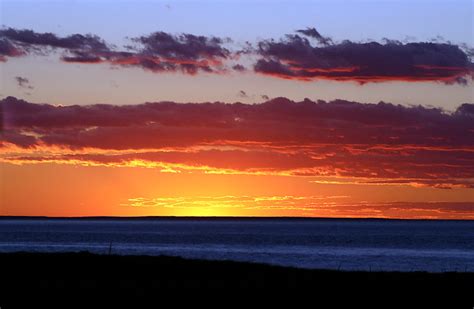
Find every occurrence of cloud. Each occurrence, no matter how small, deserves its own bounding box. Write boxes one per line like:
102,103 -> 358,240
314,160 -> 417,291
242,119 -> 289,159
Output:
1,26 -> 473,83
237,90 -> 248,98
123,196 -> 474,219
1,96 -> 474,189
0,27 -> 110,63
0,38 -> 24,61
132,32 -> 230,60
0,27 -> 230,74
15,76 -> 34,90
232,64 -> 246,71
296,27 -> 333,46
61,51 -> 104,63
237,91 -> 269,100
0,28 -> 109,51
255,33 -> 474,84
115,31 -> 231,74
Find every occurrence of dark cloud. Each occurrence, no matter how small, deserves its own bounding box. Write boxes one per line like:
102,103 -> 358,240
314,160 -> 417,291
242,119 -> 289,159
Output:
0,28 -> 110,51
0,27 -> 116,65
255,33 -> 474,84
1,27 -> 473,83
261,95 -> 270,100
296,27 -> 333,46
237,90 -> 248,98
1,96 -> 474,188
61,52 -> 104,63
0,38 -> 24,61
232,64 -> 246,71
122,32 -> 230,74
0,28 -> 110,63
15,76 -> 34,90
0,27 -> 230,74
132,32 -> 230,60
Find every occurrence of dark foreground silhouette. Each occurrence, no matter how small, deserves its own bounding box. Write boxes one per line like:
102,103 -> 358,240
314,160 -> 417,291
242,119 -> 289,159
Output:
0,252 -> 473,304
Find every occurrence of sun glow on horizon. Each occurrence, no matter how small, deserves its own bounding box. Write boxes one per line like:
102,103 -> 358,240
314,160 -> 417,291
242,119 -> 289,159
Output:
1,0 -> 473,220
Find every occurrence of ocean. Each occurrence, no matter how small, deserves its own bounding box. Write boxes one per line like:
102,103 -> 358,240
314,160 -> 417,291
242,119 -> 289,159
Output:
0,218 -> 473,272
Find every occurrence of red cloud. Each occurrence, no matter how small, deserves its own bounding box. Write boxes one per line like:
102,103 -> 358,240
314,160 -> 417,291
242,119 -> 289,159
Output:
1,96 -> 474,188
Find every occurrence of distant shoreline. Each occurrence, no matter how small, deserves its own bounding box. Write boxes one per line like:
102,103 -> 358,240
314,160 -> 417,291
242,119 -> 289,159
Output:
1,215 -> 473,222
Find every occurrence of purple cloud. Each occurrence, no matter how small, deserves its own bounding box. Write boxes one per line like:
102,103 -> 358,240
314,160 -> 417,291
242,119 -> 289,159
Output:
296,27 -> 333,46
255,32 -> 474,84
2,96 -> 474,188
1,26 -> 473,83
15,76 -> 34,90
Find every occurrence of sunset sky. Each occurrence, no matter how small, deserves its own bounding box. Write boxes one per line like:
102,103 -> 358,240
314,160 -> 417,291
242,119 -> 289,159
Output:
1,0 -> 473,219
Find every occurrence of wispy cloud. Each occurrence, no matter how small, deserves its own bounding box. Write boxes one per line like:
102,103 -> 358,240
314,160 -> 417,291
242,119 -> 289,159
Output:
296,27 -> 333,46
122,196 -> 474,219
14,76 -> 34,90
237,90 -> 248,98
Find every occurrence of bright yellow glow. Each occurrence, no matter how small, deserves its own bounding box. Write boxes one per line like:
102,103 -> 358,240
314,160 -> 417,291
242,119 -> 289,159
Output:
1,162 -> 473,219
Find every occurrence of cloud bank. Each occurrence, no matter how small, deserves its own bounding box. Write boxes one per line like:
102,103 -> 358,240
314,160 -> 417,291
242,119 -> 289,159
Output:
1,27 -> 473,83
0,28 -> 231,74
255,33 -> 474,84
2,96 -> 474,189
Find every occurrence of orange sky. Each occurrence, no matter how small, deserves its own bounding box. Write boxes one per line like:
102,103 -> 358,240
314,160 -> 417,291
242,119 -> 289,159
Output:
1,160 -> 473,219
1,96 -> 474,219
1,6 -> 473,219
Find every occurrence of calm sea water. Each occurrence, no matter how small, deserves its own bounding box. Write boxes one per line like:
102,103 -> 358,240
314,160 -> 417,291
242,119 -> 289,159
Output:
0,218 -> 473,272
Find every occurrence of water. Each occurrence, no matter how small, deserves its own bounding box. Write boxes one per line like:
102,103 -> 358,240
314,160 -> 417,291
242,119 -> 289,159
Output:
0,218 -> 473,272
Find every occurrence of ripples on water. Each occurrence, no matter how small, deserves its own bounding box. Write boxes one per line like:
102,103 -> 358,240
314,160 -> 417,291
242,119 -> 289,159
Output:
0,218 -> 473,272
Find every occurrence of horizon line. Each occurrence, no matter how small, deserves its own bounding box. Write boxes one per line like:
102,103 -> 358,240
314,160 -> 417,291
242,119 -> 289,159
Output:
1,215 -> 472,222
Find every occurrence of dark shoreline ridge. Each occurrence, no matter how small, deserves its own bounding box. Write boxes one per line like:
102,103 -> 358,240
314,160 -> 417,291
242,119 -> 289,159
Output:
1,252 -> 473,294
1,215 -> 473,222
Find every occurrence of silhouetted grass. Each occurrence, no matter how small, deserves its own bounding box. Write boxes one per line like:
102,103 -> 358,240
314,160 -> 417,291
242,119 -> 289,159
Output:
0,251 -> 472,304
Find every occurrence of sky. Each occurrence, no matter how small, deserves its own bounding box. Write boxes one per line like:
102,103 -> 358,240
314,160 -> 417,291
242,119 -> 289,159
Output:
1,0 -> 473,218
